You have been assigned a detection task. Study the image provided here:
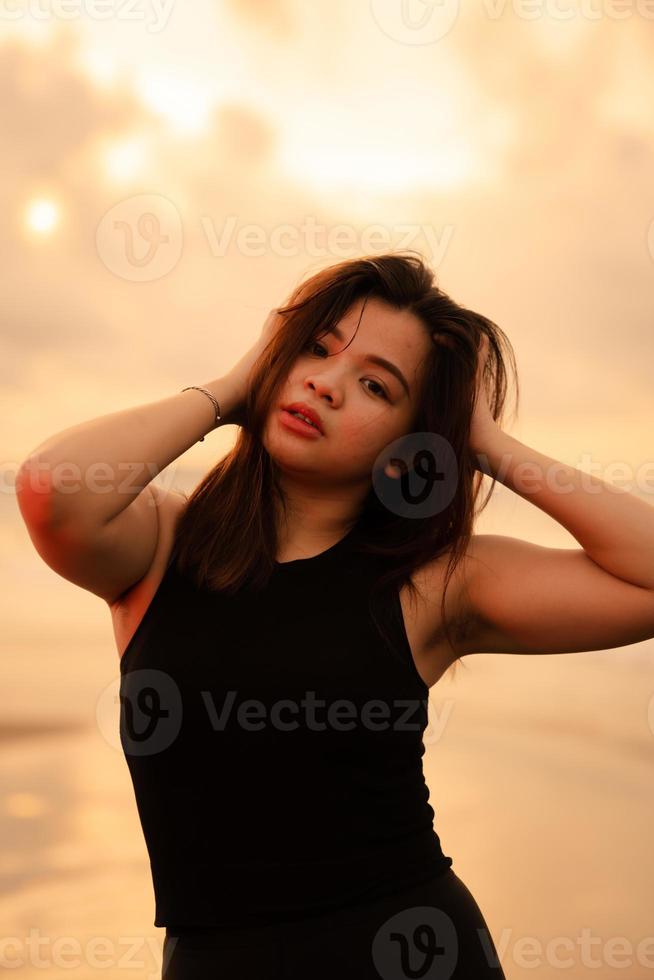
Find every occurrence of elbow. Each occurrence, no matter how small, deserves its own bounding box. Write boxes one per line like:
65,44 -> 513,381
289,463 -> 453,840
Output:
15,456 -> 58,529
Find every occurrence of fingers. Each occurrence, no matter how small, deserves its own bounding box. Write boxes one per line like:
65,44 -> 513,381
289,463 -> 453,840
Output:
477,332 -> 491,370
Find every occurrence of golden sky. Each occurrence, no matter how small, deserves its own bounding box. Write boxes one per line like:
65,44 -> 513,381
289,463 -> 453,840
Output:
3,12 -> 654,959
3,0 -> 654,650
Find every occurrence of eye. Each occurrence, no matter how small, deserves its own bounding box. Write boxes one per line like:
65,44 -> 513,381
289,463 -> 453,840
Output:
362,379 -> 388,400
306,340 -> 328,358
305,341 -> 389,400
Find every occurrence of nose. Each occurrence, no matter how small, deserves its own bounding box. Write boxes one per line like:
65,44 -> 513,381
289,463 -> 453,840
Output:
304,375 -> 341,407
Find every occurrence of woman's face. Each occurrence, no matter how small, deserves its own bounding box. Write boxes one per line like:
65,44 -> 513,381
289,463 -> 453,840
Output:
262,296 -> 432,489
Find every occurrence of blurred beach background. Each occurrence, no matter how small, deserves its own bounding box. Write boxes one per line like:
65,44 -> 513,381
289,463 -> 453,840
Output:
2,1 -> 654,977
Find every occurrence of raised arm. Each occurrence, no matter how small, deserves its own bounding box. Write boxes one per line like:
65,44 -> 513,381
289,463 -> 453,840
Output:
15,375 -> 241,605
449,421 -> 654,658
14,308 -> 285,605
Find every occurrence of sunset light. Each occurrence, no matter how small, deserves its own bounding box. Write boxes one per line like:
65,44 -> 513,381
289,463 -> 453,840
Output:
281,142 -> 477,194
4,4 -> 654,963
134,71 -> 215,135
102,136 -> 149,183
25,198 -> 60,235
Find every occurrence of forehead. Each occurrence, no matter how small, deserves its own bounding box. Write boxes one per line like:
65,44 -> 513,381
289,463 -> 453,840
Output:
334,296 -> 430,366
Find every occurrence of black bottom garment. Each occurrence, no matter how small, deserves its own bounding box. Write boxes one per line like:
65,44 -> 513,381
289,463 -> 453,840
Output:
161,868 -> 507,980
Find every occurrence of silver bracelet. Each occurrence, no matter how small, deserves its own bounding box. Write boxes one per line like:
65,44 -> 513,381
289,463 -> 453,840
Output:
181,386 -> 222,442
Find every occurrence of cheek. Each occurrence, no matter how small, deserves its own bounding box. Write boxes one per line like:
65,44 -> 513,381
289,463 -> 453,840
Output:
337,412 -> 398,461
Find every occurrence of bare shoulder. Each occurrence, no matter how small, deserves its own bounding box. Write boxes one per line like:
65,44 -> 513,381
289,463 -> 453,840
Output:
403,535 -> 493,673
110,485 -> 188,659
409,535 -> 489,629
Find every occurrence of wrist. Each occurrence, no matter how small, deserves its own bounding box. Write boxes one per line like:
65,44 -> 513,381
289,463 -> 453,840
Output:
198,374 -> 244,428
469,419 -> 502,459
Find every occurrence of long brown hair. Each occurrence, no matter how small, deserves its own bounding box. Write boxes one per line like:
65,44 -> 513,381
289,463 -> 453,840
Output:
172,251 -> 519,675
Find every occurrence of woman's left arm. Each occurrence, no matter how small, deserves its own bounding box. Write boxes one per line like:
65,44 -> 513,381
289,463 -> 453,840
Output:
454,336 -> 654,657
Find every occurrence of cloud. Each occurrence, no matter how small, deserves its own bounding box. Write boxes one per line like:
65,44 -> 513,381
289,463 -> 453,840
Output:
0,26 -> 284,427
449,9 -> 654,178
0,31 -> 147,388
0,31 -> 142,184
2,12 -> 652,456
223,0 -> 296,39
0,271 -> 113,386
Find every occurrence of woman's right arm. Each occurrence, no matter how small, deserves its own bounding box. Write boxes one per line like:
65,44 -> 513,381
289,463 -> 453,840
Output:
17,374 -> 245,532
15,310 -> 285,606
14,374 -> 244,605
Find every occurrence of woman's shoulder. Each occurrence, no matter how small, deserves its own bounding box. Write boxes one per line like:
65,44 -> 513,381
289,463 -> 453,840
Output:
111,486 -> 188,660
402,540 -> 479,643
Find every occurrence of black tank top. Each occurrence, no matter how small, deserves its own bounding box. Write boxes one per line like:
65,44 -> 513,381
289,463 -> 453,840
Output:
119,522 -> 453,929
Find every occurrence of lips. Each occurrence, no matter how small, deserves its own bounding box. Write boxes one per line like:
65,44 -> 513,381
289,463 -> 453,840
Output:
280,402 -> 324,434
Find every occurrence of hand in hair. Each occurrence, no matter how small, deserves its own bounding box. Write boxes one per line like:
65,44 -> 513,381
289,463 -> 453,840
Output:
223,309 -> 285,428
469,332 -> 497,456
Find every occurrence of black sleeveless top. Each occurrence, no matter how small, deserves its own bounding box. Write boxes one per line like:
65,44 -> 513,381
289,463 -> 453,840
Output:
119,523 -> 453,929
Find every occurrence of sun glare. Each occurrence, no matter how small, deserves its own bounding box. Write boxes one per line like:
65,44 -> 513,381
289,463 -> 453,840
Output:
280,143 -> 477,194
134,72 -> 215,136
102,137 -> 149,182
25,198 -> 60,236
76,47 -> 120,89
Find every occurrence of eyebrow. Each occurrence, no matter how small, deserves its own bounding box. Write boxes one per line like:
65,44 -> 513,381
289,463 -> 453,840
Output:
327,324 -> 411,397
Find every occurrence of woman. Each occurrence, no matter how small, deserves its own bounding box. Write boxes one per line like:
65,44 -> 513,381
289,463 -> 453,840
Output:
17,253 -> 654,979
